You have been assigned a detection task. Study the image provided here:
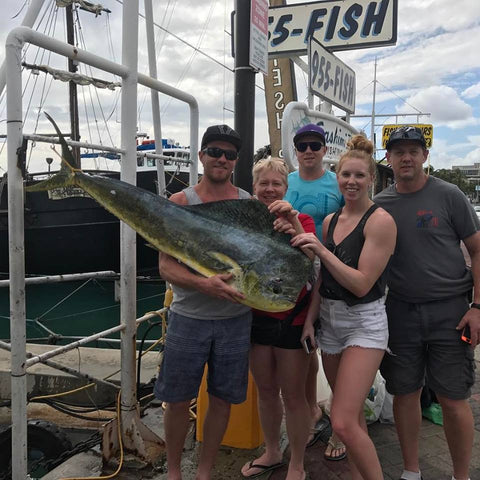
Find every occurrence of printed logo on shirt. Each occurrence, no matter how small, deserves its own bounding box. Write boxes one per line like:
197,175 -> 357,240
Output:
416,210 -> 438,228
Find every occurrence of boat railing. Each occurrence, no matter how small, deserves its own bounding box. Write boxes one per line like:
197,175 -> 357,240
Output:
5,4 -> 196,476
0,304 -> 167,392
21,134 -> 193,168
0,270 -> 118,287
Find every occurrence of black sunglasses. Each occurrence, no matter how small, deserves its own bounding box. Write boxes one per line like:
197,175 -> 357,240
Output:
296,141 -> 325,153
202,147 -> 238,161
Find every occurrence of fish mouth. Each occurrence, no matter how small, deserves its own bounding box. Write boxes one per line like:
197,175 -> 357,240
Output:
246,296 -> 296,312
250,291 -> 297,313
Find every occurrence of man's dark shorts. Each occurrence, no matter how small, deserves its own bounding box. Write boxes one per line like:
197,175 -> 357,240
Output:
380,294 -> 476,400
154,310 -> 252,404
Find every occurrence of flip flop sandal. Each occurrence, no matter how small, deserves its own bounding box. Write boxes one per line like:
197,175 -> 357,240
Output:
306,414 -> 332,448
324,437 -> 347,461
241,460 -> 286,478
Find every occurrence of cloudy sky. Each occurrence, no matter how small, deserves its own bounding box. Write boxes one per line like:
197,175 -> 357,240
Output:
0,0 -> 479,173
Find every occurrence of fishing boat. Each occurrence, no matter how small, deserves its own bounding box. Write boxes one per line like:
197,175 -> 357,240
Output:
0,140 -> 191,277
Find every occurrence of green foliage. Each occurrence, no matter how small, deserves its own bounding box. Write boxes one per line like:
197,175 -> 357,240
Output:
426,165 -> 475,195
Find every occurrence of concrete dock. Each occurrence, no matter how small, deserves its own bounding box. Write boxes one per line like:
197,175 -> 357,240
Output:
2,346 -> 479,479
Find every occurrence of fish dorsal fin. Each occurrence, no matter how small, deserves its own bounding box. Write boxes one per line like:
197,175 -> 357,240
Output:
184,199 -> 292,245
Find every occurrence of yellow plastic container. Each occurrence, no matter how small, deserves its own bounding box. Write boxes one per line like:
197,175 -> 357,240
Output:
196,367 -> 264,449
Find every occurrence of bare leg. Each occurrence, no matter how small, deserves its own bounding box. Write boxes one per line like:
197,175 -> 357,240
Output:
276,347 -> 310,480
436,395 -> 473,480
320,353 -> 345,460
392,389 -> 422,473
241,345 -> 283,477
324,347 -> 385,480
306,352 -> 323,424
164,400 -> 192,480
196,394 -> 231,480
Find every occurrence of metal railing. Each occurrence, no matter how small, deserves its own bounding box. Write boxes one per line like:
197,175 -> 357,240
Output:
5,4 -> 198,477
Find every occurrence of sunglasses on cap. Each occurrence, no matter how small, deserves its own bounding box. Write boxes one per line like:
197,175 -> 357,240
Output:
387,126 -> 426,149
295,141 -> 325,153
202,147 -> 238,161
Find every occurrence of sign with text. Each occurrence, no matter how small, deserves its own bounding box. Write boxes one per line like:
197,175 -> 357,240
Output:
281,101 -> 358,171
309,37 -> 355,114
268,0 -> 397,56
382,124 -> 433,149
264,57 -> 297,157
250,0 -> 269,74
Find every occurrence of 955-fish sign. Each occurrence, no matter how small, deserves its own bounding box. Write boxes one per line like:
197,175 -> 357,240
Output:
268,0 -> 397,57
309,36 -> 356,114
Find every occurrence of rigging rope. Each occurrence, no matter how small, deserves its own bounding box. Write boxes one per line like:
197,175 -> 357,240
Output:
75,6 -> 116,149
137,0 -> 177,122
161,0 -> 217,115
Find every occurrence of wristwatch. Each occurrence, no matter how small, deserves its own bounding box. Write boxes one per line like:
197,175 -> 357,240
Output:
470,303 -> 480,309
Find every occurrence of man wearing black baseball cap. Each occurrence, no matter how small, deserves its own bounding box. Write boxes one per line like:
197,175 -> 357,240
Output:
155,124 -> 252,480
374,126 -> 479,480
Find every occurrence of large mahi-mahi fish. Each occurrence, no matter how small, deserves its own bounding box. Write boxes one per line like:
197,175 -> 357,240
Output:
26,113 -> 313,312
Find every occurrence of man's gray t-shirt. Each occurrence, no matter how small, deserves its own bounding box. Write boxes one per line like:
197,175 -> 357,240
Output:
374,176 -> 479,303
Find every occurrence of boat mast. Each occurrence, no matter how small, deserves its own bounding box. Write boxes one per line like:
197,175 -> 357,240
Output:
370,57 -> 377,159
66,3 -> 81,168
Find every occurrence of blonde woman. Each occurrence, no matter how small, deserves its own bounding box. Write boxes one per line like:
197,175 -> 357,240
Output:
241,158 -> 315,480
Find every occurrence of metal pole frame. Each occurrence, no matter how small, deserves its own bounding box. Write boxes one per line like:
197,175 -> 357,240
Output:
144,0 -> 166,197
0,0 -> 46,96
119,0 -> 139,433
5,24 -> 198,479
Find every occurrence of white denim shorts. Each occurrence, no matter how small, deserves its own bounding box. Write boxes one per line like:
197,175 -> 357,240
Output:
317,297 -> 388,355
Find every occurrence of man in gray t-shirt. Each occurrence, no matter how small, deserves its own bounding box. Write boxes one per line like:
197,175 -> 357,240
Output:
374,126 -> 479,480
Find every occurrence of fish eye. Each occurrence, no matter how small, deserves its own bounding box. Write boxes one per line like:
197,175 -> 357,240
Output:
270,278 -> 283,294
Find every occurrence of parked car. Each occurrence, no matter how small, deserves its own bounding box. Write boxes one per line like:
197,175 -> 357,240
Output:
474,205 -> 480,219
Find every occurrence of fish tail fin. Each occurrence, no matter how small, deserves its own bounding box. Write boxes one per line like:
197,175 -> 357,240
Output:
25,112 -> 79,192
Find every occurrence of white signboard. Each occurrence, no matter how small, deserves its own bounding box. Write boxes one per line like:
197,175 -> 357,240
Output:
250,0 -> 269,75
281,102 -> 358,171
268,0 -> 397,57
309,37 -> 356,114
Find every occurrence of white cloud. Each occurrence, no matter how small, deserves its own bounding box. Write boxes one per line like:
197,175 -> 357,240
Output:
463,82 -> 480,99
396,86 -> 477,129
468,136 -> 480,147
465,148 -> 480,164
398,0 -> 480,34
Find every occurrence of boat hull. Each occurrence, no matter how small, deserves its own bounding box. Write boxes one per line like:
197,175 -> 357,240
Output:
0,168 -> 191,276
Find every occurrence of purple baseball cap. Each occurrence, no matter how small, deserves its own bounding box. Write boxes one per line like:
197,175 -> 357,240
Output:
293,123 -> 326,145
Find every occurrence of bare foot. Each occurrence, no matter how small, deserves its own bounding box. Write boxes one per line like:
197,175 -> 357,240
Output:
285,464 -> 306,480
241,452 -> 284,478
324,434 -> 346,461
167,471 -> 182,480
306,409 -> 331,447
307,405 -> 323,444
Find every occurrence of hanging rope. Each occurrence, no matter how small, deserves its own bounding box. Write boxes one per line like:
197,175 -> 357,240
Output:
22,63 -> 121,90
